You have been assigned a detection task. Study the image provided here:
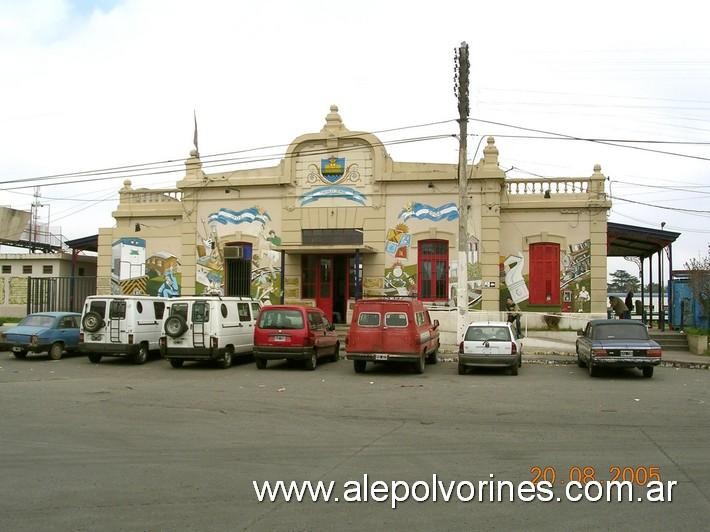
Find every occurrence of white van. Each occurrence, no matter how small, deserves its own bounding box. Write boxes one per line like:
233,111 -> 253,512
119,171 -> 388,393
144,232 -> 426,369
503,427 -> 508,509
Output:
160,296 -> 261,369
79,295 -> 167,364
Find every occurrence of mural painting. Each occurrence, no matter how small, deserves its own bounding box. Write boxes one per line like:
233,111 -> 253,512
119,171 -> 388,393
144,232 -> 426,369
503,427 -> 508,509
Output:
197,206 -> 282,304
111,237 -> 182,297
382,201 -> 468,302
561,239 -> 591,313
498,239 -> 592,312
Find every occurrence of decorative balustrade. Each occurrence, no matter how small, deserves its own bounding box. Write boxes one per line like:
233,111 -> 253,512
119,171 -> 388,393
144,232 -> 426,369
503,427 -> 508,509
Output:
120,188 -> 183,204
505,178 -> 590,195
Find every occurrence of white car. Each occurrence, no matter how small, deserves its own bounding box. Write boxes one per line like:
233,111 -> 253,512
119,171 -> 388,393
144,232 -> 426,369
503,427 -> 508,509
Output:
458,321 -> 522,375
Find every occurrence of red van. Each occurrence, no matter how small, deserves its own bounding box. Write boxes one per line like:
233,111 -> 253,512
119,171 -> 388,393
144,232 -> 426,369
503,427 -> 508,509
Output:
253,305 -> 339,370
345,298 -> 440,374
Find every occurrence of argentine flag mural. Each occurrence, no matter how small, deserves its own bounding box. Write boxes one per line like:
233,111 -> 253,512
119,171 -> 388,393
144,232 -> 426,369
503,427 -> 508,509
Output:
207,207 -> 271,226
299,185 -> 366,206
399,202 -> 459,222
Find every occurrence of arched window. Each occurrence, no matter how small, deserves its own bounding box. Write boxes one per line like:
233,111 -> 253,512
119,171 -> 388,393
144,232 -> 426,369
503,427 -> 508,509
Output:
418,239 -> 448,301
529,243 -> 560,305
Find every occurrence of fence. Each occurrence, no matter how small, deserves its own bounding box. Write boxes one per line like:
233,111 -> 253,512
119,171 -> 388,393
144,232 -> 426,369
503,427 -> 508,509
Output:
26,276 -> 97,314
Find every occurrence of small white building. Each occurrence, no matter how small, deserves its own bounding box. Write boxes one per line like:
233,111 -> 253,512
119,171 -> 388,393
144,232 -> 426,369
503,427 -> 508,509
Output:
0,252 -> 97,317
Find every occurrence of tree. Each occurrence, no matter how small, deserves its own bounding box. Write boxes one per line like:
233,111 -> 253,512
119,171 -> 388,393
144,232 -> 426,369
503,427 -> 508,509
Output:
607,270 -> 640,293
684,245 -> 710,329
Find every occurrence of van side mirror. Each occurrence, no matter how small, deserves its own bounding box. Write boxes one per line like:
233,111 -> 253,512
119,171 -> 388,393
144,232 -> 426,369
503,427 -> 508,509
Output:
433,319 -> 440,329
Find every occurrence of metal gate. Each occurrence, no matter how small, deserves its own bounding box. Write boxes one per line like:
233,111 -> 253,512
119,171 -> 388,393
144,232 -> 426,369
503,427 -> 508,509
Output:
26,276 -> 97,314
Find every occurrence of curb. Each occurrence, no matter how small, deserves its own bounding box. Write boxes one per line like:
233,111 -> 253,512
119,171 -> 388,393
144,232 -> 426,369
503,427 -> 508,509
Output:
438,351 -> 710,370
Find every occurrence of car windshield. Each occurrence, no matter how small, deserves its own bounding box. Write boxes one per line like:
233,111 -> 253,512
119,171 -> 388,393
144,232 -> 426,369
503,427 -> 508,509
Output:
19,315 -> 55,328
465,326 -> 510,342
259,310 -> 304,329
593,323 -> 649,340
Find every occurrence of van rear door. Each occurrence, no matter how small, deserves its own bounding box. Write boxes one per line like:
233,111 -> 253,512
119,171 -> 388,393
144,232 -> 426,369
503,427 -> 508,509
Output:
381,303 -> 414,355
351,303 -> 384,354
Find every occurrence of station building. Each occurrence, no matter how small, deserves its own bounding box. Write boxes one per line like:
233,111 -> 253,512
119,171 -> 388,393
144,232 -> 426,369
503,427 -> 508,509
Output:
96,105 -> 612,335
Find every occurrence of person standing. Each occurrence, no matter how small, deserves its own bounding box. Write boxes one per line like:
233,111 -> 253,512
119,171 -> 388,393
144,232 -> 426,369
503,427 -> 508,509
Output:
506,297 -> 522,337
609,296 -> 628,319
624,290 -> 634,319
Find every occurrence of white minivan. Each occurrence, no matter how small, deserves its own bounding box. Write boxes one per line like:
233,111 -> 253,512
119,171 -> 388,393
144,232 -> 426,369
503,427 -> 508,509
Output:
79,295 -> 167,364
160,296 -> 261,369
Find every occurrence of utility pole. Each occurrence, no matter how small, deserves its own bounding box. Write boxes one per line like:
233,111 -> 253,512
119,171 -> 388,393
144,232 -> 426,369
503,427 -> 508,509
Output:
454,42 -> 470,340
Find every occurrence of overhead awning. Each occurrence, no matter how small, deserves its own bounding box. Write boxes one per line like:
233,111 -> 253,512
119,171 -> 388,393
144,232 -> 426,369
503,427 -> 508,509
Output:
607,222 -> 680,259
65,234 -> 99,253
274,244 -> 378,255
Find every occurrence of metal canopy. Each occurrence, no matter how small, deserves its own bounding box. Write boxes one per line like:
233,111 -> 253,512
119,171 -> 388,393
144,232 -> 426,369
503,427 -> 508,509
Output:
607,222 -> 680,259
64,234 -> 99,253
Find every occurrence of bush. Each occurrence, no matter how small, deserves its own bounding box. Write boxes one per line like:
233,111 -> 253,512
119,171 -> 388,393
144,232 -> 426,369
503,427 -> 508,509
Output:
543,313 -> 562,330
684,326 -> 710,336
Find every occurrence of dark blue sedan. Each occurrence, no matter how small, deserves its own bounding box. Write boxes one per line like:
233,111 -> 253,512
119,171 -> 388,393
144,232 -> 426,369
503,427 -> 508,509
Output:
0,312 -> 81,360
576,319 -> 662,378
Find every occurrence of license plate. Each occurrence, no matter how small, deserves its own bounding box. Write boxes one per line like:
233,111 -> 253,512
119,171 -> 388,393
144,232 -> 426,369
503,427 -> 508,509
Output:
375,354 -> 388,361
273,335 -> 287,342
621,350 -> 633,356
12,346 -> 22,352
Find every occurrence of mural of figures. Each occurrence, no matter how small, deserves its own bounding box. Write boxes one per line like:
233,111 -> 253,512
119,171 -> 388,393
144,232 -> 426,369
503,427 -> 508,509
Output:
157,267 -> 180,297
383,261 -> 416,296
562,239 -> 592,312
196,205 -> 282,303
111,239 -> 182,296
504,252 -> 529,304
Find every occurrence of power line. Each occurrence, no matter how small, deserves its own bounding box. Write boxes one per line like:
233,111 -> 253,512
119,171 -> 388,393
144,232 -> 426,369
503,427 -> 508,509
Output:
470,117 -> 710,162
0,132 -> 457,191
610,194 -> 710,214
0,119 -> 457,188
490,134 -> 710,146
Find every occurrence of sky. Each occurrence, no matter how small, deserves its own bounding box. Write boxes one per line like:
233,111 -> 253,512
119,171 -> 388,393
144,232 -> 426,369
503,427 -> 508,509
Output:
1,0 -> 709,280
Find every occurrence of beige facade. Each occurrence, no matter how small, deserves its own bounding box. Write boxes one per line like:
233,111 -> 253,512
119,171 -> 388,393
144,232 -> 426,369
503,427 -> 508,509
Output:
100,106 -> 611,331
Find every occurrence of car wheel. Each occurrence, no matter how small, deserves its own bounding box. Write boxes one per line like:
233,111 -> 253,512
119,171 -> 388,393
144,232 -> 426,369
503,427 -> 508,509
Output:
510,363 -> 519,376
13,350 -> 28,359
49,342 -> 64,360
413,355 -> 425,374
642,366 -> 654,378
88,353 -> 102,364
576,349 -> 586,368
353,360 -> 366,373
427,345 -> 439,364
169,358 -> 184,368
132,343 -> 149,365
588,360 -> 598,377
458,363 -> 466,375
255,357 -> 267,369
304,350 -> 317,371
330,342 -> 340,362
218,347 -> 233,369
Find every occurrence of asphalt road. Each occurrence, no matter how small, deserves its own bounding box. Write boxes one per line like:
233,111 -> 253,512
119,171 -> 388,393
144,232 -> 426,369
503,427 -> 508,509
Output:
1,352 -> 708,532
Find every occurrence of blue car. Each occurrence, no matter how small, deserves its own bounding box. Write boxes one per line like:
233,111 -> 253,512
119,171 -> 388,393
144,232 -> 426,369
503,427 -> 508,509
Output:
0,312 -> 81,360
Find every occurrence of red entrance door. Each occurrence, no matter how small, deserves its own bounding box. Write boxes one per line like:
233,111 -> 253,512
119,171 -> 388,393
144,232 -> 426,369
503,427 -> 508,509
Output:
316,257 -> 333,320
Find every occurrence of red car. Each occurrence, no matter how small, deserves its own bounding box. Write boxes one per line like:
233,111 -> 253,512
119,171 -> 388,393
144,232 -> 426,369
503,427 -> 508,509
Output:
253,305 -> 340,370
345,298 -> 440,374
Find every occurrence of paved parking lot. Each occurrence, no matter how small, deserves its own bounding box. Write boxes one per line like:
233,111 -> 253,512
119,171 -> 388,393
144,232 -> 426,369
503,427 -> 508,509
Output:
1,352 -> 708,531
